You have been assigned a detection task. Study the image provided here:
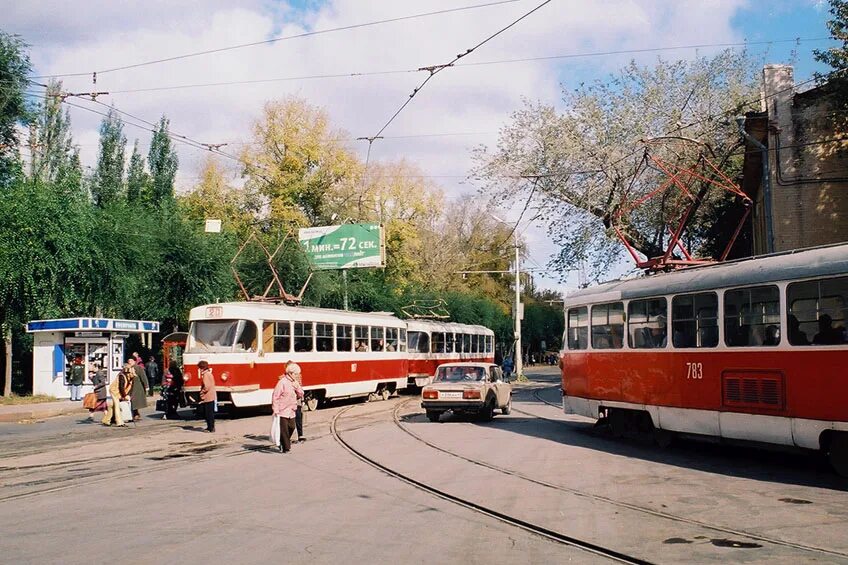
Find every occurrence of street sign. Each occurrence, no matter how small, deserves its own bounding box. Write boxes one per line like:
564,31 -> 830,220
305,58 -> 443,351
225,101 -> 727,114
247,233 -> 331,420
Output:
205,219 -> 222,233
299,223 -> 384,270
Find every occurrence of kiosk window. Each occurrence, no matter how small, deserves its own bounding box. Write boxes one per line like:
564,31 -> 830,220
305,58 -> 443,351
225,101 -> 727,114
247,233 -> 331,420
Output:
567,307 -> 589,350
591,303 -> 624,349
336,324 -> 352,352
672,293 -> 718,348
293,322 -> 314,352
724,286 -> 780,347
787,276 -> 848,346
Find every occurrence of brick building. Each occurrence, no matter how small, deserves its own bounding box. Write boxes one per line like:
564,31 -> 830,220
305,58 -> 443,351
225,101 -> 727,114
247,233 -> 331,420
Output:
741,64 -> 848,254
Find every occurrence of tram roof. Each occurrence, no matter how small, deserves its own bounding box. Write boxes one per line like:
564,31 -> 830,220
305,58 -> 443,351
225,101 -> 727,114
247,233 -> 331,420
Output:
563,243 -> 848,308
189,302 -> 403,325
406,319 -> 494,334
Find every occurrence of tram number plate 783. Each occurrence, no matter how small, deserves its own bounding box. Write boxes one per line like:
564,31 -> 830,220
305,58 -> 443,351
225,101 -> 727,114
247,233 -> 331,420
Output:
686,362 -> 704,379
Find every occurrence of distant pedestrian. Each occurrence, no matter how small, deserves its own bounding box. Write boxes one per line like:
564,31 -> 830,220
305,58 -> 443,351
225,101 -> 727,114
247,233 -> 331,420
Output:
127,358 -> 149,421
146,356 -> 159,397
164,361 -> 184,420
271,366 -> 303,453
502,355 -> 514,380
286,361 -> 306,443
89,363 -> 109,419
198,360 -> 216,432
67,355 -> 85,401
102,364 -> 131,427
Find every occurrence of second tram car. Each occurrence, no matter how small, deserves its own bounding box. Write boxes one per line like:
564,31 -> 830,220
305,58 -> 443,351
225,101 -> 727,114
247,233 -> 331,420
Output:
406,320 -> 495,387
560,244 -> 848,474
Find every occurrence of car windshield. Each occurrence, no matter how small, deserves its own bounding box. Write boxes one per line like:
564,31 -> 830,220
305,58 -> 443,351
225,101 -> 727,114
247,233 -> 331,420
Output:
435,366 -> 486,382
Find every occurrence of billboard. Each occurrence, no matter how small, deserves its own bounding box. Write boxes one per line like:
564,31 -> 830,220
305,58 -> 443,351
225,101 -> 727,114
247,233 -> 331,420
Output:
298,223 -> 384,270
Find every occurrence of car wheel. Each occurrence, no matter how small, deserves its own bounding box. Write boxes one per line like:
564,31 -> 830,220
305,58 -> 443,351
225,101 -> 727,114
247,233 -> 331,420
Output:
501,396 -> 512,415
480,400 -> 495,421
426,410 -> 441,423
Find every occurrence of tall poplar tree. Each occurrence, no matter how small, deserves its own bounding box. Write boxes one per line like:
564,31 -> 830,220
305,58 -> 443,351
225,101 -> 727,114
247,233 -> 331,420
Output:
147,116 -> 178,206
126,140 -> 149,204
92,106 -> 126,206
28,81 -> 83,196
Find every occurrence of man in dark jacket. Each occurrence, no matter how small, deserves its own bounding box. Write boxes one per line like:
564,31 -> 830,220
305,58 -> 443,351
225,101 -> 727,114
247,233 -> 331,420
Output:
67,355 -> 85,401
146,356 -> 160,397
128,358 -> 149,421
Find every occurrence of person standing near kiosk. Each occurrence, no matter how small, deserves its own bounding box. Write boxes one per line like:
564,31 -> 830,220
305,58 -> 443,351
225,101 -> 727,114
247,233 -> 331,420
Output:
67,355 -> 85,401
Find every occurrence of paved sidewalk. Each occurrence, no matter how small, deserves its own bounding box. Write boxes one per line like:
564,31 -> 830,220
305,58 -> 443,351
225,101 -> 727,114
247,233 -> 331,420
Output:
0,400 -> 89,423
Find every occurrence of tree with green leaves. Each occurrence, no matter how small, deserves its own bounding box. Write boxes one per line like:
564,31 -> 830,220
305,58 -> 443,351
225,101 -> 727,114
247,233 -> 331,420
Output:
0,32 -> 31,191
472,50 -> 758,280
814,0 -> 848,106
92,106 -> 126,206
27,81 -> 83,196
126,140 -> 150,204
147,116 -> 178,206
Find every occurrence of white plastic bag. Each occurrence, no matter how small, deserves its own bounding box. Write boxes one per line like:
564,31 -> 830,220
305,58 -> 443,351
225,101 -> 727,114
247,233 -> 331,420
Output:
119,400 -> 132,422
269,415 -> 280,446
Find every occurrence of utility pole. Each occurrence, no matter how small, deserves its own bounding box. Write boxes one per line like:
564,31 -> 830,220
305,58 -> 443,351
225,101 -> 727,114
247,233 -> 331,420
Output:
513,230 -> 523,380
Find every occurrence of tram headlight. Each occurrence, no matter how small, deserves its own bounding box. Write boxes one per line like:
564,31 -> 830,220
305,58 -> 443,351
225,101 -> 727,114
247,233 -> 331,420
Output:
462,389 -> 481,400
221,372 -> 229,382
422,388 -> 438,400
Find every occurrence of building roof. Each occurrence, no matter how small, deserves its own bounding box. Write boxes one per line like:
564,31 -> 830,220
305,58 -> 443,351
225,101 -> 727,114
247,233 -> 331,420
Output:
26,318 -> 160,333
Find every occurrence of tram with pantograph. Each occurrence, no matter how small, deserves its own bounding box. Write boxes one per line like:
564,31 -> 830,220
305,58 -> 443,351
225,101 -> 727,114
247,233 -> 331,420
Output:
560,243 -> 848,475
181,302 -> 495,411
406,319 -> 495,387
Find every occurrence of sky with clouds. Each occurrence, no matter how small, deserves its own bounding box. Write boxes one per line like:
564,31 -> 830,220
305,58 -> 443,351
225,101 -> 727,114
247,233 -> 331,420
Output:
4,0 -> 837,292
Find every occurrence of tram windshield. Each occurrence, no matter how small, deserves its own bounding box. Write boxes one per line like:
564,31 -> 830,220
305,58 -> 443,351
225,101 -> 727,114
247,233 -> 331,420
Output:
188,319 -> 258,353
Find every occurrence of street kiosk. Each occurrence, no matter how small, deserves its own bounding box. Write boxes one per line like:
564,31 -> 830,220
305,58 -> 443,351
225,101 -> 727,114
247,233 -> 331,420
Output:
26,317 -> 160,399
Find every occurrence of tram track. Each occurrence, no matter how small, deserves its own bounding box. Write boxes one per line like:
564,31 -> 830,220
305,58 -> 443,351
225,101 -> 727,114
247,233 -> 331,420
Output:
330,402 -> 653,565
392,393 -> 848,561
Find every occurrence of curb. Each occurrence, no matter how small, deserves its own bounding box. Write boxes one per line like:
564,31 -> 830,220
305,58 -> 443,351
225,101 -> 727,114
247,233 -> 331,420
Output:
0,405 -> 87,423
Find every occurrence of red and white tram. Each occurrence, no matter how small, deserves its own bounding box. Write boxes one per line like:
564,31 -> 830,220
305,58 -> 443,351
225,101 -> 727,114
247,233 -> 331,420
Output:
181,302 -> 496,410
560,243 -> 848,473
406,320 -> 495,387
182,303 -> 409,410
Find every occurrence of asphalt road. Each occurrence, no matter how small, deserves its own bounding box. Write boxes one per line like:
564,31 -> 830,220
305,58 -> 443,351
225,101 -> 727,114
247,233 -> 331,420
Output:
1,367 -> 847,564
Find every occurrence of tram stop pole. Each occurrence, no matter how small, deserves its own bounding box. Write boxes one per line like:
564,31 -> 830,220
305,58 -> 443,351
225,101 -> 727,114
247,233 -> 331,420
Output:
513,231 -> 523,380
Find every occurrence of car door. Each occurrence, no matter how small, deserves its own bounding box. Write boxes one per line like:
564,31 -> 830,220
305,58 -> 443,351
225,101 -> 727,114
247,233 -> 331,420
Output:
490,365 -> 507,406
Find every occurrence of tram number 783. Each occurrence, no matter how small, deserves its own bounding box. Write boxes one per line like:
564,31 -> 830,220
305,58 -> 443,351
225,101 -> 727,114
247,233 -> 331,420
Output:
686,362 -> 704,380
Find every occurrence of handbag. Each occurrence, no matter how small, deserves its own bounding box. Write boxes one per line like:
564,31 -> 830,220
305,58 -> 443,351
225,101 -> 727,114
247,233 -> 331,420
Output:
155,399 -> 167,412
82,392 -> 97,410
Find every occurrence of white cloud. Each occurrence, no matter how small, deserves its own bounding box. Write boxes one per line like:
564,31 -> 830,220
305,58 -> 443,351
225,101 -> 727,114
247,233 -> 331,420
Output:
17,0 -> 750,290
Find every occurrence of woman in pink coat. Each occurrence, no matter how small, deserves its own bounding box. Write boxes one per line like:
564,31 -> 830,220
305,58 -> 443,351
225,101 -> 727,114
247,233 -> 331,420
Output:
271,363 -> 304,453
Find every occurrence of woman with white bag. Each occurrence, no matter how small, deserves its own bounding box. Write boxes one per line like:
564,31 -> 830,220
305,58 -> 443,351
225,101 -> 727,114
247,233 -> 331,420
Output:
102,364 -> 132,427
270,365 -> 303,453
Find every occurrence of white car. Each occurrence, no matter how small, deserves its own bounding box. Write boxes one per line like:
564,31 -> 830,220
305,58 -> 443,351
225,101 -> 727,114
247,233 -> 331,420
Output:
420,362 -> 512,422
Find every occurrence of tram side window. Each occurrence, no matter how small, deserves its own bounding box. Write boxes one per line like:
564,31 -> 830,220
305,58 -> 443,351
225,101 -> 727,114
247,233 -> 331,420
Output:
432,332 -> 445,353
591,303 -> 624,350
486,335 -> 493,353
355,326 -> 369,352
293,322 -> 314,352
386,327 -> 399,352
627,298 -> 667,349
787,276 -> 848,346
408,331 -> 429,353
463,333 -> 471,353
316,323 -> 333,352
399,329 -> 407,352
337,324 -> 353,352
445,333 -> 454,353
273,321 -> 291,352
371,327 -> 385,351
671,293 -> 718,348
236,321 -> 258,352
567,307 -> 589,350
724,286 -> 780,347
471,334 -> 479,354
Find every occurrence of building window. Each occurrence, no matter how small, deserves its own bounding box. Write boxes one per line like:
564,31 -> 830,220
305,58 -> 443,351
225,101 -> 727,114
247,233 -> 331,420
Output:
293,322 -> 313,352
787,276 -> 848,346
567,307 -> 589,350
671,293 -> 718,348
316,323 -> 333,352
371,326 -> 384,351
724,286 -> 780,347
273,321 -> 291,353
627,298 -> 667,349
591,302 -> 624,350
337,324 -> 353,352
355,326 -> 369,352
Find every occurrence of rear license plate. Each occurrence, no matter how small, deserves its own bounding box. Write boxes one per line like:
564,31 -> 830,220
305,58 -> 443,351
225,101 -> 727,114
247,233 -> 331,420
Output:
441,392 -> 462,399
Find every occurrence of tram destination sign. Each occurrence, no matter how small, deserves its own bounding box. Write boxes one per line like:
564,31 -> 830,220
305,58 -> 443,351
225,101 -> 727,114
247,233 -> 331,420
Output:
299,223 -> 385,270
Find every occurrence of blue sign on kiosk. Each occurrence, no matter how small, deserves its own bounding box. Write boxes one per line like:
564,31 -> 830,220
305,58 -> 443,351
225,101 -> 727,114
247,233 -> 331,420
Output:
26,317 -> 160,399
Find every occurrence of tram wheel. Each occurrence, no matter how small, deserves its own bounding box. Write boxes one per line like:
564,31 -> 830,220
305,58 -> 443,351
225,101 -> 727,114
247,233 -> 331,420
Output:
828,432 -> 848,478
380,388 -> 391,401
367,392 -> 378,402
305,397 -> 319,412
